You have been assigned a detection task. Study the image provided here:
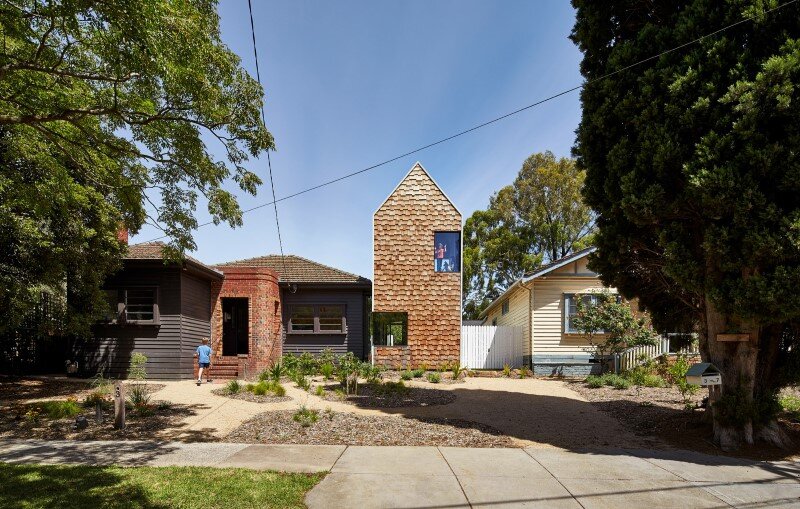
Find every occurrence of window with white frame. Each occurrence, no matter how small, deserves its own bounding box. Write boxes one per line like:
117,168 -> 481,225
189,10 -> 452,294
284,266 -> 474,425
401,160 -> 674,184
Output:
563,293 -> 600,333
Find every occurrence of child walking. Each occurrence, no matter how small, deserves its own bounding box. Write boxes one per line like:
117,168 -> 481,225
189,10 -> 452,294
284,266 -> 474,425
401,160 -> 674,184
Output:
195,337 -> 212,385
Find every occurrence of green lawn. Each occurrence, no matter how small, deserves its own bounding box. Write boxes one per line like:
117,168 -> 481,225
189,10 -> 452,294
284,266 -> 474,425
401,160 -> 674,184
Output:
0,463 -> 324,509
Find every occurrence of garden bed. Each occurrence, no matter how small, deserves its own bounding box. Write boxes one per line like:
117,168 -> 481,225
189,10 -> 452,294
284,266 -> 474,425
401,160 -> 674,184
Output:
317,382 -> 456,408
210,388 -> 290,403
224,410 -> 512,447
0,399 -> 203,442
571,381 -> 800,460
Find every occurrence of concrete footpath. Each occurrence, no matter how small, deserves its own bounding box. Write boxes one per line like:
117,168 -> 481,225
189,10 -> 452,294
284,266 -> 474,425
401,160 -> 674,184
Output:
1,439 -> 798,509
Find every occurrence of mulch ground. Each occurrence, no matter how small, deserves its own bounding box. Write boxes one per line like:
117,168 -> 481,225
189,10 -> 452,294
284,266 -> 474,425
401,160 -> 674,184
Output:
570,381 -> 800,461
224,410 -> 513,447
210,388 -> 291,403
317,382 -> 456,408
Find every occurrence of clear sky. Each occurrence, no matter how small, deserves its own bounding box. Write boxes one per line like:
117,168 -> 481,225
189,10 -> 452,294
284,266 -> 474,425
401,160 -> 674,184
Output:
130,0 -> 583,279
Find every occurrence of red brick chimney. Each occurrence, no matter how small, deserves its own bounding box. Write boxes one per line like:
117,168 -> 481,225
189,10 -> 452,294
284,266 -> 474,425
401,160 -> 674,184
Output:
117,227 -> 129,245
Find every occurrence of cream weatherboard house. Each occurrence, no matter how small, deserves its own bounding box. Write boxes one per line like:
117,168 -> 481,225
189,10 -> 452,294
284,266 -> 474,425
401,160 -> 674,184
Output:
480,247 -> 617,376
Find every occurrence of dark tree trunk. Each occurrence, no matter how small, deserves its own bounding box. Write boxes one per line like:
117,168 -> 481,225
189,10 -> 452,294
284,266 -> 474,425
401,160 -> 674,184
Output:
702,299 -> 790,450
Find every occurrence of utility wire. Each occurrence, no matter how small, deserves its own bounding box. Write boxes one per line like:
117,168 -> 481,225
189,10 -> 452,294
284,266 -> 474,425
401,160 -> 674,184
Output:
247,0 -> 288,279
143,0 -> 798,244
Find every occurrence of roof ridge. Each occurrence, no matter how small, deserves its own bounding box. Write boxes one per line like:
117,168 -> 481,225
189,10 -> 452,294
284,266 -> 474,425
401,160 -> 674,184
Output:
287,254 -> 366,280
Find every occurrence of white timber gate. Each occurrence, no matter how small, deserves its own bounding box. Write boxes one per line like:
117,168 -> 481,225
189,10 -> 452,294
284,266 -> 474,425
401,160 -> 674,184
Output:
460,325 -> 525,369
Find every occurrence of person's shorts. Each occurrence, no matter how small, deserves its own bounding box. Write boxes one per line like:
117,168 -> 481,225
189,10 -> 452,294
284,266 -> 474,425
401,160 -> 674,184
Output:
198,362 -> 210,368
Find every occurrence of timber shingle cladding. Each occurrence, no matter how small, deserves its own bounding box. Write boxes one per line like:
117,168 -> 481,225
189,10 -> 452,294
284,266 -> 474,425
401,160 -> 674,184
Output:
373,163 -> 462,368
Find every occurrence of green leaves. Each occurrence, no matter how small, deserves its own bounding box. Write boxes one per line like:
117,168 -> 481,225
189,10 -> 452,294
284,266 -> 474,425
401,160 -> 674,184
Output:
0,1 -> 273,332
462,152 -> 594,318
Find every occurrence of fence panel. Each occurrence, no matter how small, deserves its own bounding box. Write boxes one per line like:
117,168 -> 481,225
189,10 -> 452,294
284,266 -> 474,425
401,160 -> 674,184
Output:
460,325 -> 525,369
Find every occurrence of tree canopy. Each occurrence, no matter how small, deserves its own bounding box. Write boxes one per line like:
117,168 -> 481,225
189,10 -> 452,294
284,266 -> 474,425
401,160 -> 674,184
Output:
572,0 -> 800,449
463,151 -> 594,318
0,0 -> 272,332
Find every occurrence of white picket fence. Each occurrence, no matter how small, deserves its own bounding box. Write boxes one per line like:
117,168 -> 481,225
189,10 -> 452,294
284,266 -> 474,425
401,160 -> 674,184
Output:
615,336 -> 700,373
460,325 -> 525,369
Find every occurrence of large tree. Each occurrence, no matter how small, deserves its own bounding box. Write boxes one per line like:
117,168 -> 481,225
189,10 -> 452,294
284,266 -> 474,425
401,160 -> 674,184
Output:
463,151 -> 594,318
0,1 -> 272,333
572,0 -> 800,449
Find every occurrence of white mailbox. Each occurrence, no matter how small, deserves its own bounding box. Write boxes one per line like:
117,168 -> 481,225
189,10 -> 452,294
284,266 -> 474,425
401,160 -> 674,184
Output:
686,363 -> 721,386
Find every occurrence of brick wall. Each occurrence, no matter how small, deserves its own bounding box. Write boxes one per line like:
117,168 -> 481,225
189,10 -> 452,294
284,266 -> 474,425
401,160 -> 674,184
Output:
373,163 -> 461,368
210,266 -> 282,378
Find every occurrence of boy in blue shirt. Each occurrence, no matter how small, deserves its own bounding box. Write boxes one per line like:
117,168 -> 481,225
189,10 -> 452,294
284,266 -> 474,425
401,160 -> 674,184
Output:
195,337 -> 212,385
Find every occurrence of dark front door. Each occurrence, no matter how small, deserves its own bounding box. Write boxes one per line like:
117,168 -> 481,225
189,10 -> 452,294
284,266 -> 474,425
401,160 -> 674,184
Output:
222,298 -> 249,356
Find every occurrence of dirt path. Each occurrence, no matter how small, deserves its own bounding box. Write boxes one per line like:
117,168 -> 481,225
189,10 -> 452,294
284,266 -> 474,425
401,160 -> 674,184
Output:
144,377 -> 664,449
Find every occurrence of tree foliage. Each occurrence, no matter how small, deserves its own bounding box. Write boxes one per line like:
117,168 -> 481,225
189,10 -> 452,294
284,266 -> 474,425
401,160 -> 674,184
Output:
0,0 -> 272,332
572,292 -> 659,370
572,0 -> 800,448
463,151 -> 594,318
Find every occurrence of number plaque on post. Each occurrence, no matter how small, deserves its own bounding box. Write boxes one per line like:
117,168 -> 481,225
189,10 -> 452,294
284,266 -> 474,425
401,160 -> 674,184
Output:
113,381 -> 126,430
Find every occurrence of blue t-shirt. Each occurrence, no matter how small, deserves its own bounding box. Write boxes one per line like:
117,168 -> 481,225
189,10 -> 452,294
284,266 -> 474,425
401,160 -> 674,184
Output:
196,345 -> 211,364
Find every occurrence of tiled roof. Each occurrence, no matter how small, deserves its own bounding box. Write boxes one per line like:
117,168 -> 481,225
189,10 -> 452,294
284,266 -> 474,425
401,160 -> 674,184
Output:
216,254 -> 371,286
124,242 -> 222,277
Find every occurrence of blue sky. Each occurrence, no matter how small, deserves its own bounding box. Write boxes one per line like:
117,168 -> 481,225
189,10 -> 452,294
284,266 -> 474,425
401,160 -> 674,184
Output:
130,0 -> 583,278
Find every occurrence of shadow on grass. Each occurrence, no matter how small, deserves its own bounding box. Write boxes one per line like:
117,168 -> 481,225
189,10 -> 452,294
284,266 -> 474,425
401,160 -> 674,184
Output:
0,463 -> 164,509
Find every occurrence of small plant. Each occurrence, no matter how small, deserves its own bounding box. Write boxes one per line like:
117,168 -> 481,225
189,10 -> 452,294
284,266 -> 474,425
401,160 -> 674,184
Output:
24,407 -> 41,423
225,380 -> 241,394
320,362 -> 335,380
292,406 -> 319,427
298,352 -> 318,376
400,370 -> 413,381
33,399 -> 82,420
333,388 -> 347,400
585,375 -> 604,388
268,362 -> 286,382
84,390 -> 108,408
128,384 -> 151,408
246,380 -> 285,397
426,372 -> 441,384
319,348 -> 336,369
502,364 -> 511,377
411,368 -> 424,378
323,407 -> 334,420
363,363 -> 383,384
668,355 -> 700,408
375,380 -> 410,396
612,377 -> 631,390
281,354 -> 299,375
641,374 -> 666,388
518,365 -> 532,379
293,373 -> 311,391
128,352 -> 148,381
450,362 -> 467,380
315,385 -> 325,397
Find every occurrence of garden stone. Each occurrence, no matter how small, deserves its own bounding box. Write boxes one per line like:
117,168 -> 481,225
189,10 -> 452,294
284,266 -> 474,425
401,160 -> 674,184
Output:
73,416 -> 88,430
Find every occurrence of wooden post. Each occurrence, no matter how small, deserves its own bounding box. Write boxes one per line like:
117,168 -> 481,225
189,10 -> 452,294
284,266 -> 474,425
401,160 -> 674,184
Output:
113,381 -> 126,430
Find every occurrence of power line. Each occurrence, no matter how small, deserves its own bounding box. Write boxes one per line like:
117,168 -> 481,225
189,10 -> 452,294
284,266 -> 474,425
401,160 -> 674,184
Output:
143,0 -> 798,244
247,0 -> 288,278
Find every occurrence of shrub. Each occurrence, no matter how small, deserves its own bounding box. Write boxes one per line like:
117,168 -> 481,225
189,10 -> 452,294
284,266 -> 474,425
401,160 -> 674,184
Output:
600,373 -> 624,386
411,369 -> 424,378
320,362 -> 335,380
362,363 -> 383,384
375,380 -> 410,396
318,348 -> 336,369
247,380 -> 285,397
298,352 -> 318,376
34,399 -> 82,420
780,394 -> 800,421
400,371 -> 413,381
83,390 -> 108,408
315,385 -> 325,397
293,373 -> 311,391
612,377 -> 631,390
450,362 -> 467,380
281,354 -> 299,375
268,362 -> 286,382
128,384 -> 151,407
292,406 -> 319,427
668,355 -> 700,407
502,364 -> 511,377
585,375 -> 604,388
642,374 -> 667,388
518,366 -> 532,379
426,372 -> 441,384
225,380 -> 241,394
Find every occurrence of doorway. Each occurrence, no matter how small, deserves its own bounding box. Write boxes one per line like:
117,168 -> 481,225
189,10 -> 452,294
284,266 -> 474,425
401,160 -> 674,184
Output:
222,298 -> 249,356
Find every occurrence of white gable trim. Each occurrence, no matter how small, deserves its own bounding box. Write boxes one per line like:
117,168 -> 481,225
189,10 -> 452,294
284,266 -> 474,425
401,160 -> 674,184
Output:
373,161 -> 461,217
522,247 -> 598,282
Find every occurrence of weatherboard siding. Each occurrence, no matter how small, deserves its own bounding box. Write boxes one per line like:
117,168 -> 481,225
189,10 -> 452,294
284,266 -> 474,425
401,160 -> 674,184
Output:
531,277 -> 613,357
180,272 -> 213,377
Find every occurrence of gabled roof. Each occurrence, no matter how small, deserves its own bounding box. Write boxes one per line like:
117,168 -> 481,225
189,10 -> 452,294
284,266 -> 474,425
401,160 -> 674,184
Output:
374,161 -> 461,216
124,242 -> 223,279
215,254 -> 371,286
478,247 -> 598,319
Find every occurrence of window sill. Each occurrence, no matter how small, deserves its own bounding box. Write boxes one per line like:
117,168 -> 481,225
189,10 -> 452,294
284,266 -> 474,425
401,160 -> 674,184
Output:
287,331 -> 347,335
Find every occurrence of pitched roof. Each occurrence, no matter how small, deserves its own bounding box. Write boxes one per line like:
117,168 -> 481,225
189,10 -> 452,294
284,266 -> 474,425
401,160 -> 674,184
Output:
124,242 -> 223,278
215,254 -> 371,286
478,247 -> 598,319
374,162 -> 461,216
